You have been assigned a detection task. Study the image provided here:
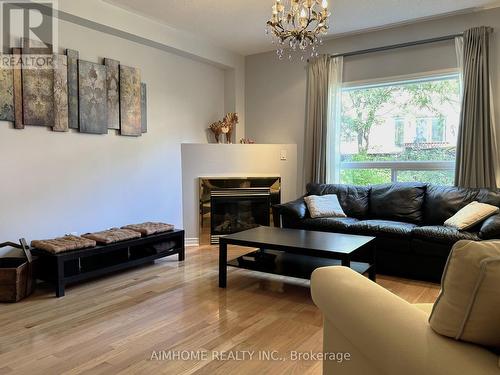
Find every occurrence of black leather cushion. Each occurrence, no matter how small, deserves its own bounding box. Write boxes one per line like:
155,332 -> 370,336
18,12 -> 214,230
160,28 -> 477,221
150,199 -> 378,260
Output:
350,220 -> 417,237
306,183 -> 370,219
479,214 -> 500,239
274,198 -> 308,219
475,188 -> 500,206
300,217 -> 359,233
412,226 -> 480,244
281,215 -> 304,230
370,183 -> 427,223
423,185 -> 480,225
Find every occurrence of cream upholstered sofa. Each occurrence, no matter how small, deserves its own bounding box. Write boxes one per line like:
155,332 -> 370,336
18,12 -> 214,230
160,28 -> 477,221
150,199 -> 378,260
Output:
311,267 -> 500,375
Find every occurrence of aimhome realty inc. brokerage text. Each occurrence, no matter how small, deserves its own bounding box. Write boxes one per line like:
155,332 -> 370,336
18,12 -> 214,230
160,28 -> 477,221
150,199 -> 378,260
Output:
150,350 -> 351,363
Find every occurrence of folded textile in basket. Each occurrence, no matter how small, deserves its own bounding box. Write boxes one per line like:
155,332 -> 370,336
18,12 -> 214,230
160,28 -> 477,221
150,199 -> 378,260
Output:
122,222 -> 174,236
31,235 -> 96,254
82,228 -> 141,244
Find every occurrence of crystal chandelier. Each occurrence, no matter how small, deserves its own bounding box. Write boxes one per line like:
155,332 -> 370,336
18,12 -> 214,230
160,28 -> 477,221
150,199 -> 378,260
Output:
266,0 -> 331,60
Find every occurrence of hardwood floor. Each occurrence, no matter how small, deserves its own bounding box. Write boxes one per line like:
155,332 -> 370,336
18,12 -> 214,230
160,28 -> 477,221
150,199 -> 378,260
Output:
0,245 -> 440,375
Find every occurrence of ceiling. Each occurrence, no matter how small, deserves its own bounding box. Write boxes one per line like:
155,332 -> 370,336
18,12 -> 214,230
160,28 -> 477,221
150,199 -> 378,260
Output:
103,0 -> 500,56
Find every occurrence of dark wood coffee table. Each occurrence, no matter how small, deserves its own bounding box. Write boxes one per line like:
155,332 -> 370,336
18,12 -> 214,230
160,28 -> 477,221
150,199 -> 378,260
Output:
219,226 -> 376,288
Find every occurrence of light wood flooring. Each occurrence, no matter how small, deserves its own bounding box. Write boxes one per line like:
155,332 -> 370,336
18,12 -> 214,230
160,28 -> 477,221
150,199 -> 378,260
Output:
0,245 -> 440,375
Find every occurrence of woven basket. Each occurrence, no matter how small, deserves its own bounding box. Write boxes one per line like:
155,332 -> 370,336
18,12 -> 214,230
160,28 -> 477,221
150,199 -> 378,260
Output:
0,239 -> 35,303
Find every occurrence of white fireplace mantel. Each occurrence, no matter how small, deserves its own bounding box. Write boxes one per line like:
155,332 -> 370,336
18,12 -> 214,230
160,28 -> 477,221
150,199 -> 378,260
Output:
181,143 -> 298,245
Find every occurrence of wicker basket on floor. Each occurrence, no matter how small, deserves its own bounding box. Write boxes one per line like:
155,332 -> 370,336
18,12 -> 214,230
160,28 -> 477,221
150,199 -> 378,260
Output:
0,239 -> 35,303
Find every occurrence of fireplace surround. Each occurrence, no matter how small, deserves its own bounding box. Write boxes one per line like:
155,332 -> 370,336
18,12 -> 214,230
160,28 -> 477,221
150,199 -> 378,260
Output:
199,177 -> 281,245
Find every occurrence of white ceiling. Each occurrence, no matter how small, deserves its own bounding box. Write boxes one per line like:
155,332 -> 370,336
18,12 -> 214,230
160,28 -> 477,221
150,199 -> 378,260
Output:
103,0 -> 500,56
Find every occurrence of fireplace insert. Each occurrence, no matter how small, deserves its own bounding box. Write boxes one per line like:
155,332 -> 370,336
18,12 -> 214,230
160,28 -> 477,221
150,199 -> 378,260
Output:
199,177 -> 281,245
211,188 -> 271,243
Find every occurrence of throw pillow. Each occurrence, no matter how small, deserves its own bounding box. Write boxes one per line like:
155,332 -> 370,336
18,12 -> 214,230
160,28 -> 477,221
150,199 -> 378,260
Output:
444,201 -> 499,230
429,240 -> 500,350
304,194 -> 347,219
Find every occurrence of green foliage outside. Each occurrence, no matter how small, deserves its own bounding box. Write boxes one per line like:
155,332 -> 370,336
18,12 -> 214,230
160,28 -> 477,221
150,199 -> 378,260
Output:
397,170 -> 455,185
341,169 -> 392,185
341,168 -> 455,186
341,147 -> 456,163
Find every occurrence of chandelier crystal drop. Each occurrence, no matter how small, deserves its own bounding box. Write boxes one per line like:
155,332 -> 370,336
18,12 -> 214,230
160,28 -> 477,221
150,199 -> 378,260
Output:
266,0 -> 331,60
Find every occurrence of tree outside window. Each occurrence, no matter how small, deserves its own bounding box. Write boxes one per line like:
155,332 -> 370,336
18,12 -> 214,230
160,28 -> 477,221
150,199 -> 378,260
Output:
339,75 -> 461,186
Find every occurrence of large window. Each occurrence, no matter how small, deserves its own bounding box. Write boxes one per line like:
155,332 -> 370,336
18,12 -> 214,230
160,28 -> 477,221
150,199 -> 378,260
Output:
339,74 -> 461,186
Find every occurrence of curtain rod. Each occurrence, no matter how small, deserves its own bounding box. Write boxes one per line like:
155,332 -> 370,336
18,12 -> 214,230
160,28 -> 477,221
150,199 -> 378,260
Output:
329,33 -> 464,59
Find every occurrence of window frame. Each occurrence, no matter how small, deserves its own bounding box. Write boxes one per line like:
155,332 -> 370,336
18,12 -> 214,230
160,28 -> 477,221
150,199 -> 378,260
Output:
338,70 -> 460,185
340,160 -> 455,184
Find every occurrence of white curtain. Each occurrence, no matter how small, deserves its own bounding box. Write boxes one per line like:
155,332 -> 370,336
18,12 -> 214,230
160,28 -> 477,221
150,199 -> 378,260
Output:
326,56 -> 344,184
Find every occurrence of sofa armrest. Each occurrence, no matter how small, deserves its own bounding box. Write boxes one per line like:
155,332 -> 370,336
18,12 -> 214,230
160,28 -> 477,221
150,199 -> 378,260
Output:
272,197 -> 308,226
480,214 -> 500,239
311,267 -> 499,375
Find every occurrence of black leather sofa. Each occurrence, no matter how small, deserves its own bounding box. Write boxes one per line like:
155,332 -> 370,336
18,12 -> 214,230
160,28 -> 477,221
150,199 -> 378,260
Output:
273,182 -> 500,282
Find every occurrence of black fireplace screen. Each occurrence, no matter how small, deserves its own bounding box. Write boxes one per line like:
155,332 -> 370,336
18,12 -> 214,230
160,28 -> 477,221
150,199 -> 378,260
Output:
211,195 -> 270,237
199,177 -> 281,245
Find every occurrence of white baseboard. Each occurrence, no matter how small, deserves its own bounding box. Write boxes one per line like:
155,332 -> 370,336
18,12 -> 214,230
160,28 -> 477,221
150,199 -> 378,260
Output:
185,238 -> 199,247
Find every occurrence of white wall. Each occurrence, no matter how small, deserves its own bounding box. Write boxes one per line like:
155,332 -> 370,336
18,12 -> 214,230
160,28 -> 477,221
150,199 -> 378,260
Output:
245,7 -> 500,192
181,144 -> 298,244
60,0 -> 246,140
0,4 -> 236,255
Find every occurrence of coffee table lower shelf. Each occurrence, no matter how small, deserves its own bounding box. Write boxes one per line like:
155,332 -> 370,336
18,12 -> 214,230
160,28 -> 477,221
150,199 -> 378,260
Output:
227,249 -> 373,281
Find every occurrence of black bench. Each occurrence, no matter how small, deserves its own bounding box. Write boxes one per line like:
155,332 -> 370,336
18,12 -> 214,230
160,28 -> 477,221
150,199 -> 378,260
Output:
31,230 -> 185,297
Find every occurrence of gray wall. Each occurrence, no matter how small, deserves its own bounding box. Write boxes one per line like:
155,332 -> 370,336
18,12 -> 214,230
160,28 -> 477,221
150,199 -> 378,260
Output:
0,16 -> 225,255
245,8 -> 500,193
181,144 -> 298,244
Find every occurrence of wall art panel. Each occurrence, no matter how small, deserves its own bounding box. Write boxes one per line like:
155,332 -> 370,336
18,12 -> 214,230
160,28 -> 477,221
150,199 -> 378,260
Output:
119,65 -> 141,137
66,49 -> 79,129
22,55 -> 54,126
78,60 -> 107,134
0,61 -> 15,122
141,82 -> 147,133
53,55 -> 69,132
12,48 -> 23,129
105,58 -> 120,130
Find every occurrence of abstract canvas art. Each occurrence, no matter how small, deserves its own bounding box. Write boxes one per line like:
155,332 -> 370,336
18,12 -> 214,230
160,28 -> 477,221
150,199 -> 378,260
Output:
66,49 -> 79,129
120,65 -> 141,137
0,63 -> 15,122
53,55 -> 69,132
78,60 -> 107,134
141,83 -> 147,133
105,58 -> 120,130
5,40 -> 148,138
12,48 -> 23,129
22,55 -> 54,126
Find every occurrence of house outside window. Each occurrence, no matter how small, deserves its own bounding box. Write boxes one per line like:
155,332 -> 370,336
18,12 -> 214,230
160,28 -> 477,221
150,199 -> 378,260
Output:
394,118 -> 405,147
432,118 -> 445,142
338,74 -> 461,186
